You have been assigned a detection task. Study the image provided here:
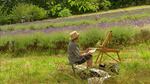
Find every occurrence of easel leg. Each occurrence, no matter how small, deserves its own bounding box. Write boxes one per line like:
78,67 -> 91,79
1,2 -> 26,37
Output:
117,52 -> 121,62
95,52 -> 101,64
98,52 -> 103,64
104,52 -> 119,62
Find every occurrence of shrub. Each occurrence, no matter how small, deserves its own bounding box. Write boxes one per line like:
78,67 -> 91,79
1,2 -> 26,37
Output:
30,5 -> 48,20
58,8 -> 72,17
11,3 -> 47,23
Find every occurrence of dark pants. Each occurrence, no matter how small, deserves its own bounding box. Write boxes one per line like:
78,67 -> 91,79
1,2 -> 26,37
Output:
75,54 -> 92,64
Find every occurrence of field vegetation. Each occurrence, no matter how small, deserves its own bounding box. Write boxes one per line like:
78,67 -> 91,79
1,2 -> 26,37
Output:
0,43 -> 149,84
0,26 -> 149,56
0,6 -> 150,31
0,5 -> 150,84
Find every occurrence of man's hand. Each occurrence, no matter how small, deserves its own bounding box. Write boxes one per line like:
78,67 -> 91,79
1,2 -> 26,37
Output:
81,53 -> 86,56
87,51 -> 92,55
80,48 -> 93,55
85,48 -> 92,53
87,48 -> 97,54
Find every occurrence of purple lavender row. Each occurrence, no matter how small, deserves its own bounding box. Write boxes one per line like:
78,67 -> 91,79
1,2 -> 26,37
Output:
0,18 -> 150,36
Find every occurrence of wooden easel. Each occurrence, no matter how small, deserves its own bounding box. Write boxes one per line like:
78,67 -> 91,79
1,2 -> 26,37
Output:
95,31 -> 121,65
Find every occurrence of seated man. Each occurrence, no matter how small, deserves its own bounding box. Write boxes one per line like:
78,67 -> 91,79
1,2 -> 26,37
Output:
68,31 -> 93,67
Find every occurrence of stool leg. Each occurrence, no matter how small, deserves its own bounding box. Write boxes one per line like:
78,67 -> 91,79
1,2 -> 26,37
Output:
71,65 -> 76,75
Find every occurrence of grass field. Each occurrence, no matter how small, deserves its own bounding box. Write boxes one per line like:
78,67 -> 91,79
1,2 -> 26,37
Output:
0,44 -> 150,84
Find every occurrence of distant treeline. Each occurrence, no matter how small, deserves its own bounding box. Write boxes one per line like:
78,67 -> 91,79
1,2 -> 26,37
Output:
0,0 -> 150,25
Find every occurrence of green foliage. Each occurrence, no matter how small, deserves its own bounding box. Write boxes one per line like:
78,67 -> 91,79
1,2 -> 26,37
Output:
69,0 -> 99,13
11,3 -> 47,22
58,8 -> 72,17
0,6 -> 10,24
30,5 -> 48,20
49,4 -> 62,17
0,6 -> 3,16
109,0 -> 150,9
98,0 -> 111,10
0,0 -> 19,14
0,16 -> 12,25
0,0 -> 150,24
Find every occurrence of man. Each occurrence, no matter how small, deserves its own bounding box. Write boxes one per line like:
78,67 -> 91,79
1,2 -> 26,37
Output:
68,31 -> 93,67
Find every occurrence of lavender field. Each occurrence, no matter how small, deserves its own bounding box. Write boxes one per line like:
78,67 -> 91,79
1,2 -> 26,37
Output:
0,6 -> 150,36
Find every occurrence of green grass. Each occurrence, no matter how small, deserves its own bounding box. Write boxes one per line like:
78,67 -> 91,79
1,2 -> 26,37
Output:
0,54 -> 85,84
0,5 -> 150,31
0,44 -> 150,84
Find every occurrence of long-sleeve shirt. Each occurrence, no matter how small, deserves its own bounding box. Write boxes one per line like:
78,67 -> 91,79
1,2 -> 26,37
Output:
68,41 -> 81,64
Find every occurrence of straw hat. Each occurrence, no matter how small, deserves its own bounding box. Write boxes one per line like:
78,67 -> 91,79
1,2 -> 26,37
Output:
70,31 -> 79,40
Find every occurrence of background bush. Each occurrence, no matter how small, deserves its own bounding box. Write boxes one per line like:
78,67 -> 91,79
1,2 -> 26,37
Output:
11,3 -> 47,23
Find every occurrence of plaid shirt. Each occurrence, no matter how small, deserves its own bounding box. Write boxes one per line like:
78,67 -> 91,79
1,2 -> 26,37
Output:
68,41 -> 80,64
